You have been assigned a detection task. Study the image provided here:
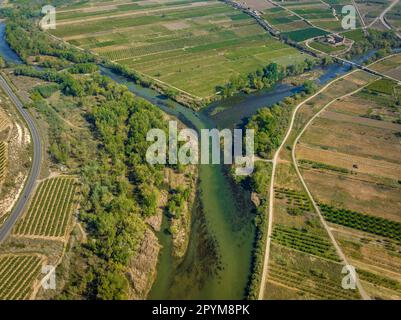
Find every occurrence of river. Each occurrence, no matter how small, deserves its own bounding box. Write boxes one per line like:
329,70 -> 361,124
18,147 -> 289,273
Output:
0,20 -> 385,299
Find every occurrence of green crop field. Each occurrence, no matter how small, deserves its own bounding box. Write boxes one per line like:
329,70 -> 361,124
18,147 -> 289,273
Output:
52,0 -> 306,98
0,142 -> 7,183
0,254 -> 42,300
14,177 -> 78,238
282,27 -> 329,42
319,203 -> 401,242
272,224 -> 340,261
366,78 -> 398,95
308,40 -> 346,53
262,0 -> 360,35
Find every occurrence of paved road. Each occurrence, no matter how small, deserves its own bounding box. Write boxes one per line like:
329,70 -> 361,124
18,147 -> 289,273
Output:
0,74 -> 42,243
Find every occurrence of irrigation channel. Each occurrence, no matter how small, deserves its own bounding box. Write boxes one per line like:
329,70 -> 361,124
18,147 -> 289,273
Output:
0,20 -> 384,299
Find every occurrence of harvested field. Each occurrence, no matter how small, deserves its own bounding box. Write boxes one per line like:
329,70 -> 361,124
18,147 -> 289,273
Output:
297,144 -> 401,181
301,117 -> 401,165
301,162 -> 401,222
319,110 -> 401,131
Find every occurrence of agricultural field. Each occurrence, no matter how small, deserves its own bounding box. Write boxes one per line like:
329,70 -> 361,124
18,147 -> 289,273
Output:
52,0 -> 306,98
0,109 -> 10,132
13,177 -> 78,239
307,39 -> 347,53
295,71 -> 401,298
386,1 -> 401,28
261,4 -> 331,41
355,0 -> 390,26
263,70 -> 391,299
370,54 -> 401,81
282,27 -> 329,42
266,0 -> 357,33
265,244 -> 360,299
0,254 -> 43,300
0,141 -> 7,183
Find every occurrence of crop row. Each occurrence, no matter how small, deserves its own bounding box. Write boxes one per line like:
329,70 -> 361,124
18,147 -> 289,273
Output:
275,187 -> 312,212
357,269 -> 401,293
0,119 -> 8,131
14,177 -> 78,238
299,159 -> 349,174
269,263 -> 360,299
102,33 -> 267,61
319,204 -> 401,242
0,254 -> 42,300
0,142 -> 7,182
272,224 -> 340,261
0,212 -> 10,228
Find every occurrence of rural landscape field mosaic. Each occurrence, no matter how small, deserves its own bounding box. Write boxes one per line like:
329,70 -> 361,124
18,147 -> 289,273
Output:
0,0 -> 401,303
52,0 -> 307,98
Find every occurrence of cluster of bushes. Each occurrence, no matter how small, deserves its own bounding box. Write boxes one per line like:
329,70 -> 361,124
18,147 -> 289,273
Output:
32,83 -> 59,98
246,104 -> 291,159
14,66 -> 84,96
250,162 -> 271,194
299,159 -> 350,174
217,59 -> 318,97
245,201 -> 268,299
39,58 -> 70,70
68,63 -> 99,74
246,87 -> 316,159
167,187 -> 190,219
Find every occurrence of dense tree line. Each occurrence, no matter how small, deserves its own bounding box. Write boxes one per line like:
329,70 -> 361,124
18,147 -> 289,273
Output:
217,59 -> 317,97
345,30 -> 401,60
14,66 -> 85,96
243,82 -> 318,298
68,63 -> 99,74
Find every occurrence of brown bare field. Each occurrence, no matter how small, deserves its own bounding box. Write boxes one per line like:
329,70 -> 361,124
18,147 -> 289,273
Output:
332,227 -> 401,278
301,168 -> 401,222
362,281 -> 401,300
319,110 -> 401,131
301,117 -> 401,165
297,144 -> 401,180
385,67 -> 401,81
329,96 -> 394,117
275,162 -> 305,191
243,0 -> 275,10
